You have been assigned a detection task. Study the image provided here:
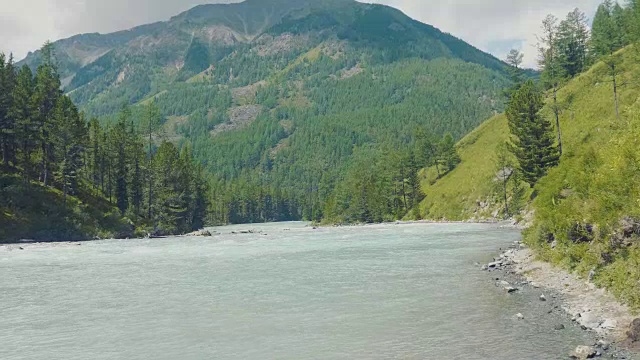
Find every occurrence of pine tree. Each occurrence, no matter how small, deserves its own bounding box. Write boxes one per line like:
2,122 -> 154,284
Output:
33,42 -> 62,186
439,133 -> 461,173
556,9 -> 590,77
538,14 -> 565,155
0,53 -> 17,167
406,152 -> 423,210
112,107 -> 130,214
592,1 -> 625,119
52,96 -> 85,205
127,120 -> 145,220
504,49 -> 525,99
506,80 -> 560,186
142,103 -> 162,221
12,65 -> 36,179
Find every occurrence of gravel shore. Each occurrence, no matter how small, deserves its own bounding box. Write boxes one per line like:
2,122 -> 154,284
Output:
484,241 -> 638,359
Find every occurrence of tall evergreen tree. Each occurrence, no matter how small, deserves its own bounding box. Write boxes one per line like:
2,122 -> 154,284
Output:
112,106 -> 130,214
538,14 -> 566,155
0,53 -> 17,167
504,49 -> 525,99
12,65 -> 37,180
592,1 -> 626,119
33,42 -> 62,186
556,9 -> 590,77
141,103 -> 162,221
506,80 -> 560,186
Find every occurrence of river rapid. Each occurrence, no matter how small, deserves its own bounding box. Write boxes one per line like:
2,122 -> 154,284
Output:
0,222 -> 595,359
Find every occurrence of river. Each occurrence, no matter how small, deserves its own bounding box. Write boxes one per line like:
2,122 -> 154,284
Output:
0,222 -> 593,359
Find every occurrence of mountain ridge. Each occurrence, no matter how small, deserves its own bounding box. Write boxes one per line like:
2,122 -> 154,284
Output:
15,0 -> 513,225
19,0 -> 506,87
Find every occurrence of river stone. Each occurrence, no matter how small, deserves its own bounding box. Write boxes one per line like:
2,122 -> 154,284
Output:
600,319 -> 617,330
596,339 -> 610,350
515,313 -> 524,320
540,294 -> 547,301
570,345 -> 597,359
578,312 -> 601,330
622,318 -> 640,349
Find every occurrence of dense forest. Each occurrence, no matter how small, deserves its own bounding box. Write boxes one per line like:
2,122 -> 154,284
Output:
14,0 -> 511,227
0,44 -> 209,241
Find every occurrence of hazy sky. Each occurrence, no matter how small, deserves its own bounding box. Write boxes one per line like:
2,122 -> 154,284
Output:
1,0 -> 602,67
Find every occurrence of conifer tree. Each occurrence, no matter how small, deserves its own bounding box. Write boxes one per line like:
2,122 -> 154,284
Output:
592,1 -> 625,119
506,80 -> 560,186
556,9 -> 590,77
538,15 -> 566,155
12,65 -> 36,179
33,42 -> 62,186
0,53 -> 17,167
439,133 -> 461,173
112,107 -> 130,214
504,49 -> 525,99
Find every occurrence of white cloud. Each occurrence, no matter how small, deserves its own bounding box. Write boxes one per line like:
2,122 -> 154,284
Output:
0,0 -> 603,68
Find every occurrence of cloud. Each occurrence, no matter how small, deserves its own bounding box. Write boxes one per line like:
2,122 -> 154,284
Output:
364,0 -> 602,67
1,0 -> 602,67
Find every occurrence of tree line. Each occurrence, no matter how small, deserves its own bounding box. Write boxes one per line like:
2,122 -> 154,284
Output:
0,43 -> 209,237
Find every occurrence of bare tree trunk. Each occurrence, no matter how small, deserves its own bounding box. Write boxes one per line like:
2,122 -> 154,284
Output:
503,176 -> 509,219
553,85 -> 563,155
612,63 -> 620,120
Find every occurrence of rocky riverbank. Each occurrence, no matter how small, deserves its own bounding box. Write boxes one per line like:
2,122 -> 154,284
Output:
483,241 -> 639,359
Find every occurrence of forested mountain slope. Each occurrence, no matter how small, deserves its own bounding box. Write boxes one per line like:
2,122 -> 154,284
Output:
417,45 -> 640,307
18,0 -> 511,223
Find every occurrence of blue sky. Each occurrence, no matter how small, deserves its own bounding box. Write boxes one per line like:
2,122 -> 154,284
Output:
1,0 -> 603,67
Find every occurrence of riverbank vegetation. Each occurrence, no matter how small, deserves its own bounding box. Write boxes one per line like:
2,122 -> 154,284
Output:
417,0 -> 640,309
0,44 -> 209,242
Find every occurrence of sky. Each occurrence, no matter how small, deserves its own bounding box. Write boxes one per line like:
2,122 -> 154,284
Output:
0,0 -> 603,67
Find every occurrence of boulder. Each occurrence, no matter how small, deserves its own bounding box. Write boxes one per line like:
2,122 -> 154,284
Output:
599,319 -> 617,330
515,313 -> 525,320
577,312 -> 602,330
570,345 -> 597,359
540,294 -> 547,302
186,229 -> 213,237
596,339 -> 610,351
554,324 -> 565,331
622,318 -> 640,349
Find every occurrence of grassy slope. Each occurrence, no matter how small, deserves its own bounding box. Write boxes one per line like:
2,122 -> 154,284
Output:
0,172 -> 134,243
418,112 -> 510,220
418,46 -> 640,308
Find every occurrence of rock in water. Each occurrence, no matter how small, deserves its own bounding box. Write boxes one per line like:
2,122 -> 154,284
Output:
554,324 -> 565,331
515,313 -> 525,320
540,294 -> 547,301
570,345 -> 596,359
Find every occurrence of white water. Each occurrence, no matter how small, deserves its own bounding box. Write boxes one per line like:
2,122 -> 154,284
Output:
0,222 -> 591,359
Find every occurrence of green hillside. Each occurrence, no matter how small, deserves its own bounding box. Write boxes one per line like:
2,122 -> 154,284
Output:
16,0 -> 511,224
417,45 -> 640,307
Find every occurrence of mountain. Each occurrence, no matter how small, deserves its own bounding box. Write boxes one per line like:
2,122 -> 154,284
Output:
19,0 -> 511,223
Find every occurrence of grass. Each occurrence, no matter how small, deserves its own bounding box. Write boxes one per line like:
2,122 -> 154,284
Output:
417,45 -> 640,309
0,172 -> 134,243
418,113 -> 510,220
